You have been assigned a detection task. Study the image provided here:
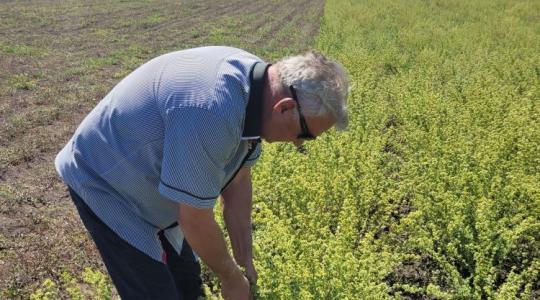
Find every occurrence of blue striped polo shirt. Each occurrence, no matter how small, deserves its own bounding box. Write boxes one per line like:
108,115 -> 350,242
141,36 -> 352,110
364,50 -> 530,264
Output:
55,46 -> 265,261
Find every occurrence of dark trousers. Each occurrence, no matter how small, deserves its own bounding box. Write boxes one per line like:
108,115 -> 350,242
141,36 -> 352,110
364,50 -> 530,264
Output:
68,187 -> 203,300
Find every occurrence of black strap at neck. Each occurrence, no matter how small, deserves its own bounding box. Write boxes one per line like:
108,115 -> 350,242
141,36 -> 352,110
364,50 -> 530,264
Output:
242,62 -> 270,138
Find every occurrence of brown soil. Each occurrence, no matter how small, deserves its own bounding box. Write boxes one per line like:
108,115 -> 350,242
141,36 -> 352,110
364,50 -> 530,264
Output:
384,254 -> 452,299
0,0 -> 324,297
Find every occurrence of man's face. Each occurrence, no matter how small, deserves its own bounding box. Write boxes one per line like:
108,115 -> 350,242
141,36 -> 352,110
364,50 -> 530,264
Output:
262,99 -> 335,148
289,114 -> 335,148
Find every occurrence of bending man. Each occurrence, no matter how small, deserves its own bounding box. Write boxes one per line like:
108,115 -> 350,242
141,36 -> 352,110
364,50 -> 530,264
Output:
55,46 -> 348,299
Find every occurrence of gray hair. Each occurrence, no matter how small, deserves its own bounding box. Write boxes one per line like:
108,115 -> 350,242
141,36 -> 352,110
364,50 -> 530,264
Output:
274,51 -> 349,130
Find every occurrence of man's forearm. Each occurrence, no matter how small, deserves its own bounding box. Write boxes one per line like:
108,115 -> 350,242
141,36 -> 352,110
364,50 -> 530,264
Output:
223,196 -> 253,266
178,203 -> 241,281
221,168 -> 254,266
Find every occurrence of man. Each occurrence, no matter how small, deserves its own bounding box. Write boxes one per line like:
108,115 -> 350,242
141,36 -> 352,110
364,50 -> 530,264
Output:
55,46 -> 348,299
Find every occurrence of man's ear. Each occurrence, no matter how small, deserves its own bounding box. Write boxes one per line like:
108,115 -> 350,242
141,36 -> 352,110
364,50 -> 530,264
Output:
272,98 -> 296,114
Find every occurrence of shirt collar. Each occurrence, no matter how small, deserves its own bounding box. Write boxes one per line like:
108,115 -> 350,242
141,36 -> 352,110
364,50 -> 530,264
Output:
242,62 -> 270,140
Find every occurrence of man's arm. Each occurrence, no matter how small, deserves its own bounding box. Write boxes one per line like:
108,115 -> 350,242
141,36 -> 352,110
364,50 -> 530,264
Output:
178,204 -> 249,299
220,167 -> 257,283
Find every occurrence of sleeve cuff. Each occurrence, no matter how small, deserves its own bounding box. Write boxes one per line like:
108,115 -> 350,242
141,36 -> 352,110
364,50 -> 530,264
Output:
159,182 -> 217,209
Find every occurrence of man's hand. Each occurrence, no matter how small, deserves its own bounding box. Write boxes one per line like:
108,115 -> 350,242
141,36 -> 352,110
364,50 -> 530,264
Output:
178,204 -> 250,299
220,266 -> 250,300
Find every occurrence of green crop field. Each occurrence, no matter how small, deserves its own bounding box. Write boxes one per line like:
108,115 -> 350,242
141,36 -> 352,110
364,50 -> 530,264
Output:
1,0 -> 539,299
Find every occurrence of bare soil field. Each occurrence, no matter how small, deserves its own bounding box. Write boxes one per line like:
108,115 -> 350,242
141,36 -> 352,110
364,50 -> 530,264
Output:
0,0 -> 324,297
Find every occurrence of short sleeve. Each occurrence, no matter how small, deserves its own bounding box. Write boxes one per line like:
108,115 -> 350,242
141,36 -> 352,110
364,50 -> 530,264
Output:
159,107 -> 236,209
244,142 -> 262,167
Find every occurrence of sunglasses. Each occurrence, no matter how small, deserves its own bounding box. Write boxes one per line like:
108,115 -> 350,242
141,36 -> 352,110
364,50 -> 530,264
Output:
289,85 -> 316,141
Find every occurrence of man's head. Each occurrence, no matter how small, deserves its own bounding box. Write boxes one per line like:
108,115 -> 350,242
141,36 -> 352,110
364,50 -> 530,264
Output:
261,51 -> 349,148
